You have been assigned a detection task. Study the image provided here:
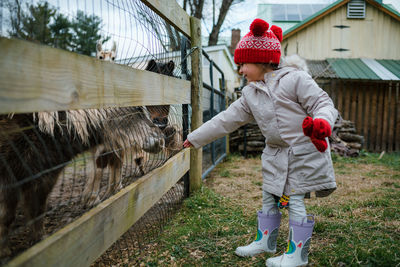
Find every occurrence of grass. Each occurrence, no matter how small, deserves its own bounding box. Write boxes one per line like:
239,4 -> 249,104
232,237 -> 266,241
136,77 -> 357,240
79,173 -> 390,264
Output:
139,152 -> 400,266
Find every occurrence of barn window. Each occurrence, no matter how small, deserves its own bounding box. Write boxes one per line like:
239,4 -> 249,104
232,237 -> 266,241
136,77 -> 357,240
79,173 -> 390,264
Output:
347,0 -> 366,19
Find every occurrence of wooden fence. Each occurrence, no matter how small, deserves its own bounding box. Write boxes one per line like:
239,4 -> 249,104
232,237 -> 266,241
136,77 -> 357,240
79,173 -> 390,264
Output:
0,0 -> 203,266
321,79 -> 400,152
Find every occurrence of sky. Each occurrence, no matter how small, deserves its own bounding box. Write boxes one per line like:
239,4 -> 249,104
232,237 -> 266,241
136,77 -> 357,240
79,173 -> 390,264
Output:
1,0 -> 399,60
212,0 -> 400,38
211,0 -> 336,37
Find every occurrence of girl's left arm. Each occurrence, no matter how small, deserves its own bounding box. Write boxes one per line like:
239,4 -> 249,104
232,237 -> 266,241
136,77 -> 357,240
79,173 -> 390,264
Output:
187,92 -> 254,149
296,72 -> 338,128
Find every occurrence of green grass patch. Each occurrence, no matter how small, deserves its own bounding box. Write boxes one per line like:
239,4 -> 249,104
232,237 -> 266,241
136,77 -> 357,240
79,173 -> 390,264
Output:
219,169 -> 231,178
332,151 -> 400,171
140,153 -> 400,266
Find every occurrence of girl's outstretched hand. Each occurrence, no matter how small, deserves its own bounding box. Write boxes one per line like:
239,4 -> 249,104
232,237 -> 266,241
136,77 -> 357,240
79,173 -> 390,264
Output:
183,139 -> 194,148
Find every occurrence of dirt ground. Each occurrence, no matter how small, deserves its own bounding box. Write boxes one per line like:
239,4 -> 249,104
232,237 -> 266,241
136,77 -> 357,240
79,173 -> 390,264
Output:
204,154 -> 399,217
203,154 -> 400,257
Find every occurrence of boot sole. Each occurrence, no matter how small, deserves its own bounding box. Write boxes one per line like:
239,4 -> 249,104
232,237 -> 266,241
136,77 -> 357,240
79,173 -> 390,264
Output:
266,260 -> 308,267
235,249 -> 276,257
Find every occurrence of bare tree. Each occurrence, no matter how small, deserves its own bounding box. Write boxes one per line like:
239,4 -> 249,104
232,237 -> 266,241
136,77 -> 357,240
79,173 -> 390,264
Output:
182,0 -> 244,46
208,0 -> 235,46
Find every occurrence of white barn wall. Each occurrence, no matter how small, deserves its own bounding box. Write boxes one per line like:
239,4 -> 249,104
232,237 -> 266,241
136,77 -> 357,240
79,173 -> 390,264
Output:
282,3 -> 400,59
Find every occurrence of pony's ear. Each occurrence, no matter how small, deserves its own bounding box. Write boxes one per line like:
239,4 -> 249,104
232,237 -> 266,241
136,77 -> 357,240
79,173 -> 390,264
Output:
96,40 -> 102,52
146,59 -> 157,70
111,41 -> 117,52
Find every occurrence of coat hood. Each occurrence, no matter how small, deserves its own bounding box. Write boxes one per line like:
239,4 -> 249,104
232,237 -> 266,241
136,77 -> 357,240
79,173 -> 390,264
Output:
279,54 -> 309,73
263,54 -> 309,82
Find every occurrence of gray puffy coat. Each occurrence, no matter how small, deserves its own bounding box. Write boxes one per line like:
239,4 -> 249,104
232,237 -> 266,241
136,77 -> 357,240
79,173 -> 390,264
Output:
187,66 -> 338,197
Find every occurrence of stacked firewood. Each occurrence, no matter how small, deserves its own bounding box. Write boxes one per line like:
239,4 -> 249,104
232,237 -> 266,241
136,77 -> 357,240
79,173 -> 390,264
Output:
229,121 -> 264,153
329,116 -> 364,157
230,116 -> 364,157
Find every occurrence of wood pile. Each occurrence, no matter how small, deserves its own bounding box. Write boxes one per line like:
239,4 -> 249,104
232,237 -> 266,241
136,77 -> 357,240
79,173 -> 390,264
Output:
229,121 -> 264,154
229,116 -> 365,157
329,116 -> 364,157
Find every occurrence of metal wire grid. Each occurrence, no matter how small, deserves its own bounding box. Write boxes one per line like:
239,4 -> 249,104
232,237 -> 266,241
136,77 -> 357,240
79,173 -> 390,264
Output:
92,180 -> 185,266
0,106 -> 188,262
201,52 -> 227,177
1,0 -> 192,77
0,0 -> 192,264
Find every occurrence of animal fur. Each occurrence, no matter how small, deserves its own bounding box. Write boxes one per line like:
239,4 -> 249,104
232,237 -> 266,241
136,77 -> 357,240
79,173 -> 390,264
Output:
0,46 -> 182,258
145,59 -> 175,129
0,107 -> 165,258
96,40 -> 116,62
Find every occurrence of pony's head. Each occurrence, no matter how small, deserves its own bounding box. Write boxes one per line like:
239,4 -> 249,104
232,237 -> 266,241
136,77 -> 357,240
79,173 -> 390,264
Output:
96,40 -> 117,62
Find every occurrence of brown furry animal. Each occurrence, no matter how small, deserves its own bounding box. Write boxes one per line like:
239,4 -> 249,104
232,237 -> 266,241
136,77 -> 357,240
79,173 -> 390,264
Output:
145,59 -> 175,129
0,107 -> 164,257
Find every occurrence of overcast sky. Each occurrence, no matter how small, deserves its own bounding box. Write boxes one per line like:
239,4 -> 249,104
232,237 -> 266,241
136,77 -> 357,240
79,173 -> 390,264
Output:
211,0 -> 400,37
209,0 -> 335,37
2,0 -> 399,60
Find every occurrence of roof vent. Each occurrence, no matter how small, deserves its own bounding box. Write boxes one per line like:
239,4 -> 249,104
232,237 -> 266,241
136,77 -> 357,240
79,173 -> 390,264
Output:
347,0 -> 366,18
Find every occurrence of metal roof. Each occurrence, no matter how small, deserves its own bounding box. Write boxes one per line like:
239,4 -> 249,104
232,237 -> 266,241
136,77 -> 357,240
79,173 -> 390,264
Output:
376,59 -> 400,79
327,58 -> 400,80
306,60 -> 339,79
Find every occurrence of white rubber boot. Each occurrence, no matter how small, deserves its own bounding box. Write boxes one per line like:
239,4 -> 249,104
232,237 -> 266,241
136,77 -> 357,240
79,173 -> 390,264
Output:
266,215 -> 314,267
235,210 -> 281,257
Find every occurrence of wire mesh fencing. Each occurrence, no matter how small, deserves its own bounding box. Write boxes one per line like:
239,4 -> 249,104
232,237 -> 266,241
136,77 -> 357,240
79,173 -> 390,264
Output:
201,49 -> 227,179
0,0 -> 192,265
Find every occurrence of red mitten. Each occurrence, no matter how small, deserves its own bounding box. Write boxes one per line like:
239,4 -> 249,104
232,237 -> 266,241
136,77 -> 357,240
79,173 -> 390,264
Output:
302,116 -> 331,152
302,116 -> 314,137
311,138 -> 328,152
313,118 -> 332,139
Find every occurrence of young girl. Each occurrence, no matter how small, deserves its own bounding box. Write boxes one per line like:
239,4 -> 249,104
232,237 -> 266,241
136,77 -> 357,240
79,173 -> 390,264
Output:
183,18 -> 337,267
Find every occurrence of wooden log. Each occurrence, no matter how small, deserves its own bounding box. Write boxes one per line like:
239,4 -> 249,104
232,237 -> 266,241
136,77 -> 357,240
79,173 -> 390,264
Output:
189,16 -> 202,193
0,38 -> 190,114
337,127 -> 357,133
238,145 -> 263,152
338,132 -> 364,143
246,141 -> 265,147
5,149 -> 190,267
347,142 -> 362,149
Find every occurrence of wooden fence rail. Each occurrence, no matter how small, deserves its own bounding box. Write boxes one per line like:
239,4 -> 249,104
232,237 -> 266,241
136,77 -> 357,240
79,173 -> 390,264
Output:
5,150 -> 190,267
321,80 -> 400,152
0,37 -> 190,113
0,0 -> 202,266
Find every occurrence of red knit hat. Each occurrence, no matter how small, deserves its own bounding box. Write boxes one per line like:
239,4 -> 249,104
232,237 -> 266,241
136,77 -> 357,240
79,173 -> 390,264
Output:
234,19 -> 283,65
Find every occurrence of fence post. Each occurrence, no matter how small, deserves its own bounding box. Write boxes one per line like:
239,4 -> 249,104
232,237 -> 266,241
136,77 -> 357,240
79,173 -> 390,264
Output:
189,16 -> 203,192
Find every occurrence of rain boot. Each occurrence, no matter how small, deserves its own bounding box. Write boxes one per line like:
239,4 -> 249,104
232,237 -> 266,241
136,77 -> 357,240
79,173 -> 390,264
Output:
266,215 -> 314,267
235,210 -> 281,257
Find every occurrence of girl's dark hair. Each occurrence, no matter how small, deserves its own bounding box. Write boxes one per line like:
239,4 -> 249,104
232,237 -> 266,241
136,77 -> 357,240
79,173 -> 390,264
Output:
236,62 -> 280,75
260,63 -> 279,70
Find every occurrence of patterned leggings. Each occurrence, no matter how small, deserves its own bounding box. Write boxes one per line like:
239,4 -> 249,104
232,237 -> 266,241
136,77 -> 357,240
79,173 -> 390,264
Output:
262,191 -> 307,223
